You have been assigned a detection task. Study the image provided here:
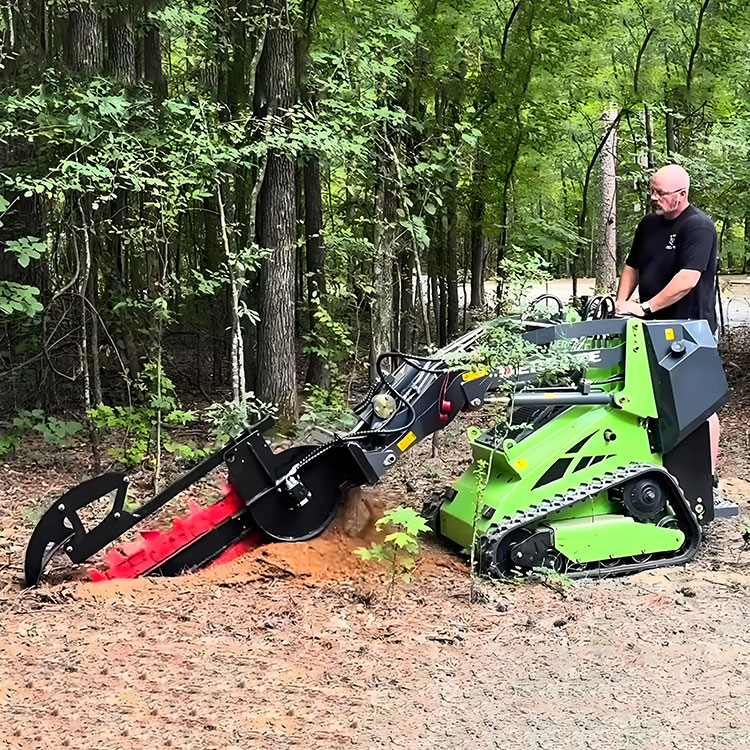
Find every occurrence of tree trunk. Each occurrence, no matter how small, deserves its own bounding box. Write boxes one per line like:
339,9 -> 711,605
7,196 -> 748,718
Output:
433,210 -> 447,348
68,1 -> 103,75
203,195 -> 225,385
398,241 -> 414,353
371,143 -> 397,382
596,108 -> 618,294
429,262 -> 439,346
256,3 -> 298,421
718,217 -> 729,273
446,189 -> 459,337
644,104 -> 654,170
1,0 -> 46,77
219,181 -> 247,406
143,0 -> 166,97
469,191 -> 486,308
304,153 -> 330,389
107,4 -> 136,84
666,110 -> 676,156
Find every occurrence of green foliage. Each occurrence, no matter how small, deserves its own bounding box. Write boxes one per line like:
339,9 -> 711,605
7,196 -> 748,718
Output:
0,430 -> 24,457
88,404 -> 153,467
469,457 -> 491,602
0,409 -> 84,457
0,281 -> 43,317
205,395 -> 275,446
299,386 -> 357,433
88,364 -> 206,467
355,506 -> 430,598
3,236 -> 47,268
302,295 -> 355,368
528,566 -> 575,590
497,250 -> 552,312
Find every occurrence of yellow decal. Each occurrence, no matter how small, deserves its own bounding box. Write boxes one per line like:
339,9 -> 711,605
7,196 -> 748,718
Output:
544,393 -> 556,398
462,369 -> 487,382
397,431 -> 417,452
514,459 -> 528,470
665,328 -> 674,341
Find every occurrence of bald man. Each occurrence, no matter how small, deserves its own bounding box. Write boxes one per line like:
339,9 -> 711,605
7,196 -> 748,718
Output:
616,164 -> 718,330
616,163 -> 720,473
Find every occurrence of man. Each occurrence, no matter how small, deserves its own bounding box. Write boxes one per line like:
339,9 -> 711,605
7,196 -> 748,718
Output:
615,163 -> 720,472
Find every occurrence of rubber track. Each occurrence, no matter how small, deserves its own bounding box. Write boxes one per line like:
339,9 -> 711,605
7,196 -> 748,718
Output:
481,463 -> 703,579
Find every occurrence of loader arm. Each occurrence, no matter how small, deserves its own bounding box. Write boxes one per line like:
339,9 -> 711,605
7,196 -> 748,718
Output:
23,317 -> 538,585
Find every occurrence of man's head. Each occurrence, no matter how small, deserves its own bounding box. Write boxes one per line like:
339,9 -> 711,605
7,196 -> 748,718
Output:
650,164 -> 690,218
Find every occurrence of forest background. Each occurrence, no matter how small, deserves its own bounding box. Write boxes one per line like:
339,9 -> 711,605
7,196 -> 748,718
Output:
2,0 -> 750,472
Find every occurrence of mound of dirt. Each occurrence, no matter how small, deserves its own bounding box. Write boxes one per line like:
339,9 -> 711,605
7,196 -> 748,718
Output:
198,487 -> 463,585
75,487 -> 463,599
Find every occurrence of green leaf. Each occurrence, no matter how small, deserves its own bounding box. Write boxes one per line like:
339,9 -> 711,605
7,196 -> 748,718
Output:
378,506 -> 430,536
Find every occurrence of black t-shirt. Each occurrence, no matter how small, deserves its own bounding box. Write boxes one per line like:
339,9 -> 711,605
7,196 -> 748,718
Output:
625,204 -> 718,331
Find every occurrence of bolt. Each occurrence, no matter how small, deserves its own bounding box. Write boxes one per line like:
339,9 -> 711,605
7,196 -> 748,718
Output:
123,476 -> 130,483
114,512 -> 120,519
66,546 -> 73,553
58,504 -> 65,512
384,454 -> 396,466
471,398 -> 482,407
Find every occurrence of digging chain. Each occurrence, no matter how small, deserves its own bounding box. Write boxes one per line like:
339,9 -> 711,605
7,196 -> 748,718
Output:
481,462 -> 702,579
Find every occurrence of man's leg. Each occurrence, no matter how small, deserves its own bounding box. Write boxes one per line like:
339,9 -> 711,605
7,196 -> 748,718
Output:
708,412 -> 720,474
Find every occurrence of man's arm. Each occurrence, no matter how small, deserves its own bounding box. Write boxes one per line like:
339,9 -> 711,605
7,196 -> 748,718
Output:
643,268 -> 700,312
617,268 -> 700,317
615,264 -> 639,305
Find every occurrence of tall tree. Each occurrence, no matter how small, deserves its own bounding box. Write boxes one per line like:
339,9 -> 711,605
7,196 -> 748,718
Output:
371,131 -> 398,380
596,108 -> 618,293
68,0 -> 103,75
255,1 -> 298,420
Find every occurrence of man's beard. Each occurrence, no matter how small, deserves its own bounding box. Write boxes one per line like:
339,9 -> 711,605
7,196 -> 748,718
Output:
651,198 -> 679,215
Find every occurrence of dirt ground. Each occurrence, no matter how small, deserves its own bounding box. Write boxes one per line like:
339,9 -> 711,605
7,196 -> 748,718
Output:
3,335 -> 750,749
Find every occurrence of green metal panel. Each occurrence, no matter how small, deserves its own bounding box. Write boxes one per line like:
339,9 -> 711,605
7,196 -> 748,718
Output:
440,404 -> 661,548
549,515 -> 684,562
543,493 -> 619,521
439,320 -> 664,551
614,319 -> 658,418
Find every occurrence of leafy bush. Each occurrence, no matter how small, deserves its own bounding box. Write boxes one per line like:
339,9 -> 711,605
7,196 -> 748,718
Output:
0,409 -> 84,457
355,506 -> 430,600
299,385 -> 357,433
88,363 -> 205,467
205,394 -> 275,445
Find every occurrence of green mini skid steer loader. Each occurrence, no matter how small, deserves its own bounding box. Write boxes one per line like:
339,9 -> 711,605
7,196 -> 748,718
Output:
24,315 -> 735,585
427,317 -> 733,577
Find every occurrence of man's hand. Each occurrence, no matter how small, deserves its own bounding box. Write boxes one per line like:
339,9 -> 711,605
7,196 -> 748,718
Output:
615,299 -> 645,317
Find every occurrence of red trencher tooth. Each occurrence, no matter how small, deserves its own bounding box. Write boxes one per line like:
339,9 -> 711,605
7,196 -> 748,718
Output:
88,483 -> 257,582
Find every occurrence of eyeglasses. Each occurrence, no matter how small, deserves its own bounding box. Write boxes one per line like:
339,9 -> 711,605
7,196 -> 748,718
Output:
650,187 -> 687,197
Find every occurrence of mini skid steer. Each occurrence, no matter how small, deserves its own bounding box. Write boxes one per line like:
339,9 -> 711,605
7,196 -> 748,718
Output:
24,315 -> 734,585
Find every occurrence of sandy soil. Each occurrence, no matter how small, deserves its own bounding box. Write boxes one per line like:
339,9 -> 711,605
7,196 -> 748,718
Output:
2,337 -> 750,749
